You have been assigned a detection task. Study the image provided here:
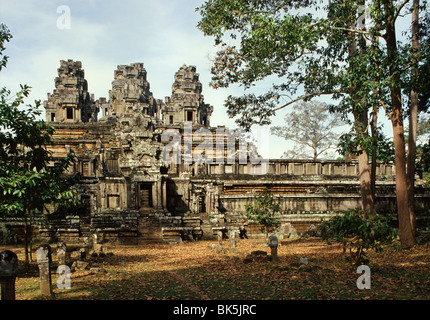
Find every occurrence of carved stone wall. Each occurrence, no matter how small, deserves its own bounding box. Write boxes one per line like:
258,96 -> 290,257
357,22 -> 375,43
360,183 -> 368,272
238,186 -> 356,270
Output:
44,59 -> 99,123
1,59 -> 429,245
162,65 -> 213,126
106,63 -> 162,121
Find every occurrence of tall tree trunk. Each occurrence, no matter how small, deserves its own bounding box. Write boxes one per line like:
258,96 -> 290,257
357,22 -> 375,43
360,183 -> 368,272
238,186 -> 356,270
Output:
385,0 -> 416,247
348,13 -> 374,215
359,25 -> 375,216
407,0 -> 420,235
370,105 -> 378,206
355,112 -> 374,215
23,207 -> 30,265
392,116 -> 415,247
370,21 -> 381,215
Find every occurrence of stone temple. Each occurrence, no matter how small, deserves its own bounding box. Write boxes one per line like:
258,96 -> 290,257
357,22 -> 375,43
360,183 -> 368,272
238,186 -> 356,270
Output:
1,59 -> 429,245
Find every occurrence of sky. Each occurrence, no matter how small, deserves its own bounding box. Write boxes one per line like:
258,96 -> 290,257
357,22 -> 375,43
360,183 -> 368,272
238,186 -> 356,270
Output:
0,0 -> 417,159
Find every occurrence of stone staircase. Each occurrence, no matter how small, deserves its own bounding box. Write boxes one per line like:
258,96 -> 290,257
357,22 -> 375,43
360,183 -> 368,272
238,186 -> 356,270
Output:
138,209 -> 204,243
79,216 -> 91,239
138,211 -> 163,243
35,209 -> 205,245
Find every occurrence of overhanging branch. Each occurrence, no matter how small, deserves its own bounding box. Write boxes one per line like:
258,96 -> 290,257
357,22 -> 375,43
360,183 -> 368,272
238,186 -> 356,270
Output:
273,91 -> 344,112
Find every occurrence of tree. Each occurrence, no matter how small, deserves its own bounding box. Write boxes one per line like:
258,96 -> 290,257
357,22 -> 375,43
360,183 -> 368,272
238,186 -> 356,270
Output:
406,0 -> 420,233
0,25 -> 79,263
416,115 -> 430,185
338,126 -> 395,162
270,101 -> 346,160
196,0 -> 377,214
244,188 -> 280,238
197,0 -> 429,248
319,210 -> 398,265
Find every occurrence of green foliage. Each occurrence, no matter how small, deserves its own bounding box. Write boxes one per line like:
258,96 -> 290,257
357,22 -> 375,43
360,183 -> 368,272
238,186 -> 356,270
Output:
319,211 -> 398,265
0,84 -> 80,217
338,126 -> 395,162
197,0 -> 326,131
0,25 -> 80,262
419,141 -> 430,186
0,24 -> 80,263
0,24 -> 12,71
244,188 -> 280,236
196,0 -> 430,164
415,114 -> 430,182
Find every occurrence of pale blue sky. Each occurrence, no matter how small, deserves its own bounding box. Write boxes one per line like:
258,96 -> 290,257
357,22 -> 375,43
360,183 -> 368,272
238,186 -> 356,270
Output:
0,0 -> 417,159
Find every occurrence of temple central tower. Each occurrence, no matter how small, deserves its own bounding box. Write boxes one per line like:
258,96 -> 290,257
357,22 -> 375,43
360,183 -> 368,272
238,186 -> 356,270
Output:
104,63 -> 162,121
161,65 -> 213,126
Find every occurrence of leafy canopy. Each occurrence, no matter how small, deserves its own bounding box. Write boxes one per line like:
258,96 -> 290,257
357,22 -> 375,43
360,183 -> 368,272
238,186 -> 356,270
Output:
0,24 -> 79,217
197,0 -> 430,135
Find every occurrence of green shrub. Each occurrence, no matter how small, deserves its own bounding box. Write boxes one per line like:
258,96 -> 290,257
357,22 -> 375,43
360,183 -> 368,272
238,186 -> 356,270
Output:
244,188 -> 280,237
423,171 -> 430,188
319,211 -> 398,265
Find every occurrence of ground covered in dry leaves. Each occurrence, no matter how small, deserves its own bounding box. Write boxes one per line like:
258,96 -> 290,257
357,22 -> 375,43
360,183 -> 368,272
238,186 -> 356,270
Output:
7,238 -> 430,300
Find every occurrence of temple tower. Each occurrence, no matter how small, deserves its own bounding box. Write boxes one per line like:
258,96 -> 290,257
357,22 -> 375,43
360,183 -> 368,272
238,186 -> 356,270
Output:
44,60 -> 99,123
162,65 -> 213,126
104,63 -> 162,121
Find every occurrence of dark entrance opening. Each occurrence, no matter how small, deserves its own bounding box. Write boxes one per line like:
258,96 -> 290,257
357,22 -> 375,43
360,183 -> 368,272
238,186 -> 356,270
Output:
66,107 -> 73,119
199,195 -> 206,213
186,110 -> 193,122
139,183 -> 153,208
81,195 -> 91,216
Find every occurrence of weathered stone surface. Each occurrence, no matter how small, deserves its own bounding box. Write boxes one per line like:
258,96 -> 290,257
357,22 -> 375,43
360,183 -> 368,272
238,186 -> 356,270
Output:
278,223 -> 299,239
0,250 -> 18,278
74,260 -> 89,270
56,242 -> 68,266
2,59 -> 429,247
162,65 -> 213,126
37,245 -> 52,296
44,60 -> 98,123
0,250 -> 18,300
268,235 -> 279,262
302,224 -> 318,238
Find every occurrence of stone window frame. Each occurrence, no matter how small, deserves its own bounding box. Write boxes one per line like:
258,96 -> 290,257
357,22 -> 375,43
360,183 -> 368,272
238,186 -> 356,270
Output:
66,107 -> 74,120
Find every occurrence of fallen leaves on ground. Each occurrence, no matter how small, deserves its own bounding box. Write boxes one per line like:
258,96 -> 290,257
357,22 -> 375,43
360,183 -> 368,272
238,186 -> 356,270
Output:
5,238 -> 430,300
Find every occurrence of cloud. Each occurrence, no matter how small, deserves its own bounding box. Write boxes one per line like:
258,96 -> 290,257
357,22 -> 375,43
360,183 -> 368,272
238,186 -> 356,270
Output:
0,0 -> 289,158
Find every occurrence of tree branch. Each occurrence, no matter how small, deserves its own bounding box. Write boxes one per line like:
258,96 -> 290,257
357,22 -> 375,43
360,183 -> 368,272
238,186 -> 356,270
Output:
273,91 -> 344,112
316,145 -> 336,157
380,99 -> 394,121
330,26 -> 385,42
282,136 -> 314,149
394,0 -> 410,23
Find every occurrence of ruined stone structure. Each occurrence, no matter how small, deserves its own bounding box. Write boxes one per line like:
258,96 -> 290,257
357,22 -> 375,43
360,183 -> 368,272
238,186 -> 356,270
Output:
161,65 -> 213,126
44,60 -> 99,123
1,59 -> 429,245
